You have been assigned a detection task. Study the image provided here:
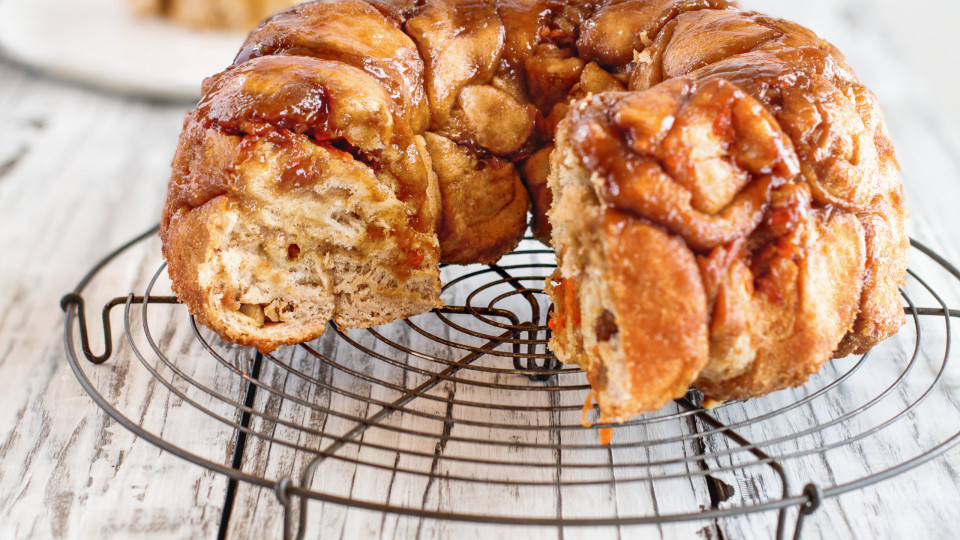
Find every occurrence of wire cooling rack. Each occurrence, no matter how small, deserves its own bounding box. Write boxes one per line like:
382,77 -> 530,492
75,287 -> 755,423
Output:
61,226 -> 960,539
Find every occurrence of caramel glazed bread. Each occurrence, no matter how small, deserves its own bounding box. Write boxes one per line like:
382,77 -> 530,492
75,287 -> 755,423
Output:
160,0 -> 908,421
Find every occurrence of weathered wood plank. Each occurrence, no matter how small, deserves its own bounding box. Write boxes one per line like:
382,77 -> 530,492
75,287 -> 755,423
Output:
3,0 -> 960,536
0,61 -> 235,539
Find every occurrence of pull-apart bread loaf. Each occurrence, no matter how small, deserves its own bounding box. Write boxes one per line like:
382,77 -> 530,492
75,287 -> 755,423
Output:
161,0 -> 907,420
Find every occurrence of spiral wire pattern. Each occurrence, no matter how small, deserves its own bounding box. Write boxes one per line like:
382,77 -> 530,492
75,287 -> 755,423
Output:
63,228 -> 960,539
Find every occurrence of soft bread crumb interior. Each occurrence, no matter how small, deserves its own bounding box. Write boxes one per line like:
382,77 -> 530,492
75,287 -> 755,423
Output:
197,137 -> 441,344
548,138 -> 634,413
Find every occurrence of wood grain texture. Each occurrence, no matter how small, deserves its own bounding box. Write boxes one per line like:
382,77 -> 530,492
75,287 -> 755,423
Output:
2,0 -> 960,538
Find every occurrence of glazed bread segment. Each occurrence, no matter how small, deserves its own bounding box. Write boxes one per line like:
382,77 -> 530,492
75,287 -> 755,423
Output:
548,37 -> 901,412
161,54 -> 442,353
602,211 -> 709,418
549,125 -> 709,421
162,116 -> 441,352
423,132 -> 529,265
234,0 -> 432,133
696,209 -> 865,400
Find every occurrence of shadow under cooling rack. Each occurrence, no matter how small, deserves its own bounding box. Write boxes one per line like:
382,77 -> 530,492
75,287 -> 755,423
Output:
61,227 -> 960,540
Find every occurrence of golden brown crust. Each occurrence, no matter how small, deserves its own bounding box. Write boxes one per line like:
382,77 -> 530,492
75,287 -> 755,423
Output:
834,184 -> 908,357
162,197 -> 219,335
423,133 -> 529,265
235,0 -> 431,133
601,210 -> 708,418
543,1 -> 904,413
520,145 -> 555,246
695,209 -> 865,400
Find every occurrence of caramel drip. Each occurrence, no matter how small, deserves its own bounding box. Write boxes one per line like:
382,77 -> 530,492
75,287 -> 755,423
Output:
197,58 -> 334,139
581,391 -> 614,445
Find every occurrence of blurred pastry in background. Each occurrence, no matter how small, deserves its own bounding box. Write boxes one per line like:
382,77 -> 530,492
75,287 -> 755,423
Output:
129,0 -> 303,31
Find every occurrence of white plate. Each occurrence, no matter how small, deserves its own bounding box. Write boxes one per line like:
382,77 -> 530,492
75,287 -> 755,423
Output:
0,0 -> 247,101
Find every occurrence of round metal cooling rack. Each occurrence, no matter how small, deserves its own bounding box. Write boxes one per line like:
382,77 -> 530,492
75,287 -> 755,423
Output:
62,226 -> 960,540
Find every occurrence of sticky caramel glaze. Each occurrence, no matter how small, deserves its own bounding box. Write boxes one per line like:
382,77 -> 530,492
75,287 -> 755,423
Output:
629,9 -> 825,90
627,11 -> 895,212
405,0 -> 506,126
218,0 -> 897,240
221,1 -> 798,260
496,0 -> 554,71
199,58 -> 344,144
576,0 -> 734,67
193,55 -> 433,233
690,57 -> 885,213
570,77 -> 800,252
234,0 -> 431,133
163,111 -> 241,223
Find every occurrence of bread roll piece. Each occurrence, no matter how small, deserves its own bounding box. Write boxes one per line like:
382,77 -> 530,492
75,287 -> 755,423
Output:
548,16 -> 905,417
161,56 -> 441,353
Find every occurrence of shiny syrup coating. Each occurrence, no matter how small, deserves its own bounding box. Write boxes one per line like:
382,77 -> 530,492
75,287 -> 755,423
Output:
198,60 -> 332,139
234,0 -> 431,133
187,0 -> 897,230
174,0 -> 903,288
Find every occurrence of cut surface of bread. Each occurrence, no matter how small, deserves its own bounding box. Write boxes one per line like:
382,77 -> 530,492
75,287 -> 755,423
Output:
162,119 -> 442,352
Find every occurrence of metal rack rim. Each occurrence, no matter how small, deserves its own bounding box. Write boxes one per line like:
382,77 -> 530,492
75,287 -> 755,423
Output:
154,294 -> 915,456
61,228 -> 960,535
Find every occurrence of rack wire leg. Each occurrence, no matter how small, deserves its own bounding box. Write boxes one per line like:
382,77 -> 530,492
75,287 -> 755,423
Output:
789,484 -> 823,540
275,477 -> 297,540
217,351 -> 265,539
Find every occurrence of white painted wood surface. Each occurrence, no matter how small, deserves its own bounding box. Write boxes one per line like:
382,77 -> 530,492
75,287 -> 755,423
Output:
2,0 -> 960,538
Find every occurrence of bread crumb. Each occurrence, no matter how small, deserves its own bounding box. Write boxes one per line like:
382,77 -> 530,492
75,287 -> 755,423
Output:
702,397 -> 725,410
589,172 -> 604,193
633,49 -> 652,66
639,30 -> 652,47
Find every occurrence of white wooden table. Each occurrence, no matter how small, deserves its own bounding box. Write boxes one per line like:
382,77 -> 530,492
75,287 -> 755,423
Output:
2,0 -> 960,538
